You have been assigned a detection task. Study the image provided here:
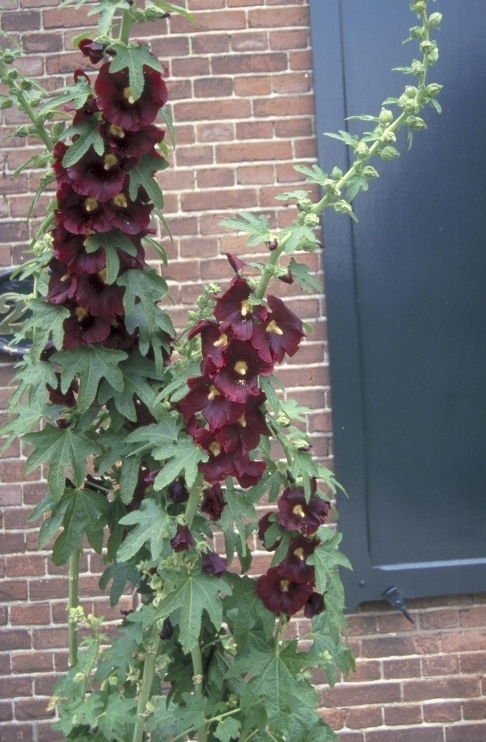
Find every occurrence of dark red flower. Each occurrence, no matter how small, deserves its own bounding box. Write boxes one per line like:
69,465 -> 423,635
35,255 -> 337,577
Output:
278,534 -> 318,582
67,148 -> 127,202
170,525 -> 195,553
256,566 -> 314,616
63,308 -> 113,349
213,277 -> 266,341
277,483 -> 330,536
159,617 -> 174,640
107,191 -> 153,235
195,429 -> 265,488
210,339 -> 274,404
236,458 -> 266,489
57,185 -> 113,235
226,252 -> 247,274
103,318 -> 138,351
168,478 -> 189,505
214,392 -> 269,454
94,62 -> 168,132
257,512 -> 281,551
75,272 -> 125,316
178,374 -> 245,430
47,259 -> 77,305
251,295 -> 305,364
78,39 -> 106,64
46,373 -> 78,407
201,483 -> 225,521
103,121 -> 165,159
201,551 -> 227,576
304,592 -> 325,619
188,319 -> 229,372
53,227 -> 106,275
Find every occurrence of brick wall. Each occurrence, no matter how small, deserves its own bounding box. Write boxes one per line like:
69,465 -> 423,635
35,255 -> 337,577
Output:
0,1 -> 485,741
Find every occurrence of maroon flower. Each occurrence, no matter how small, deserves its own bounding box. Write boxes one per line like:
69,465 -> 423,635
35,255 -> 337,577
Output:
226,252 -> 247,274
210,340 -> 273,405
170,525 -> 195,553
47,259 -> 77,305
277,483 -> 330,536
256,566 -> 314,616
46,373 -> 78,407
257,512 -> 281,551
75,272 -> 125,316
213,277 -> 266,341
188,319 -> 229,372
201,483 -> 225,521
304,592 -> 325,619
103,121 -> 165,159
94,62 -> 168,131
195,429 -> 265,488
178,374 -> 245,430
251,295 -> 305,364
103,318 -> 138,351
57,185 -> 113,235
107,191 -> 153,235
201,551 -> 227,576
63,308 -> 113,349
278,534 -> 318,582
214,392 -> 269,454
67,149 -> 127,202
168,478 -> 189,505
79,39 -> 106,64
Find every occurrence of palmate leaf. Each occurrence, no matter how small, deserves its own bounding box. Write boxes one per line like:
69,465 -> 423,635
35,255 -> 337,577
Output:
156,568 -> 232,653
214,717 -> 241,742
96,692 -> 138,740
128,153 -> 168,209
98,352 -> 162,421
294,163 -> 329,186
61,117 -> 105,168
220,483 -> 258,553
288,258 -> 323,293
8,355 -> 55,409
21,300 -> 70,362
219,211 -> 272,247
117,267 -> 169,332
85,229 -> 137,285
306,528 -> 352,595
0,402 -> 48,455
149,0 -> 196,23
52,487 -> 107,565
109,42 -> 164,101
99,561 -> 140,608
281,223 -> 320,254
23,425 -> 102,501
153,436 -> 207,490
125,413 -> 182,452
117,498 -> 176,562
53,346 -> 127,412
125,303 -> 174,372
223,574 -> 275,644
89,0 -> 132,36
37,77 -> 91,117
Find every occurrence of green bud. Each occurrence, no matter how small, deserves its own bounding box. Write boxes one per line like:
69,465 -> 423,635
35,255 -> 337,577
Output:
333,200 -> 353,214
406,115 -> 427,131
426,83 -> 442,98
379,146 -> 400,161
410,1 -> 426,14
303,213 -> 319,227
331,166 -> 343,179
427,48 -> 439,64
14,125 -> 31,137
362,165 -> 379,179
355,142 -> 369,159
20,79 -> 33,90
409,25 -> 425,39
428,12 -> 442,27
297,198 -> 312,212
6,68 -> 18,81
2,52 -> 15,64
382,129 -> 396,143
0,97 -> 13,109
405,86 -> 418,99
420,39 -> 437,56
378,108 -> 394,125
411,60 -> 425,76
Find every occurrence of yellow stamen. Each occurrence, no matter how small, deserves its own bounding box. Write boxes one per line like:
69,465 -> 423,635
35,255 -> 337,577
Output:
209,441 -> 222,456
207,385 -> 220,400
238,415 -> 247,428
294,547 -> 305,561
292,504 -> 305,518
113,193 -> 128,208
213,333 -> 228,348
103,154 -> 118,170
75,307 -> 88,320
266,319 -> 283,336
234,361 -> 248,376
98,268 -> 108,284
241,299 -> 251,316
85,197 -> 98,212
280,580 -> 290,593
123,86 -> 135,104
109,124 -> 125,138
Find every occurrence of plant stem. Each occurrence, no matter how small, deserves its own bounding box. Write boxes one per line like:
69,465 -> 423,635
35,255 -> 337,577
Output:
68,541 -> 81,667
253,233 -> 291,301
132,620 -> 160,742
185,471 -> 204,529
119,9 -> 134,44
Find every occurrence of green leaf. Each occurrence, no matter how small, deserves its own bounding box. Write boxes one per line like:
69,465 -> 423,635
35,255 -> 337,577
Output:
53,346 -> 127,412
0,403 -> 46,456
24,425 -> 102,501
38,497 -> 69,549
220,484 -> 257,554
109,42 -> 164,101
153,436 -> 207,490
8,355 -> 55,409
219,212 -> 272,247
149,0 -> 196,23
294,163 -> 329,186
223,574 -> 275,644
117,498 -> 176,562
156,569 -> 232,653
62,117 -> 105,168
274,189 -> 311,201
281,223 -> 320,254
214,716 -> 241,742
37,77 -> 92,117
127,153 -> 168,209
98,352 -> 161,421
96,693 -> 138,740
117,268 -> 169,332
125,414 -> 182,450
21,300 -> 70,361
323,130 -> 359,147
288,258 -> 323,293
161,104 -> 175,148
52,487 -> 107,565
90,0 -> 132,35
307,529 -> 352,595
99,562 -> 140,608
85,229 -> 137,285
346,175 -> 369,201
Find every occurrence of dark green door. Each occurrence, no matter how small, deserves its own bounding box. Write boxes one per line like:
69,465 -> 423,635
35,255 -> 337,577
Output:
310,0 -> 486,609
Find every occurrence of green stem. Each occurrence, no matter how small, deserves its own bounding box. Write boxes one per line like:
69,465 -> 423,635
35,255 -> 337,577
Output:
185,471 -> 204,529
119,9 -> 134,44
131,621 -> 160,742
0,61 -> 54,151
68,542 -> 81,667
253,233 -> 291,301
191,640 -> 207,742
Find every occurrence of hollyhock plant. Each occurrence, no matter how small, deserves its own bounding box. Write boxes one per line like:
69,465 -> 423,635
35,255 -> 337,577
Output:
0,1 -> 443,740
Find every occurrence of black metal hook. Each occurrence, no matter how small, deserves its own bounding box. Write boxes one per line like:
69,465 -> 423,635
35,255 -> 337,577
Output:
382,585 -> 414,624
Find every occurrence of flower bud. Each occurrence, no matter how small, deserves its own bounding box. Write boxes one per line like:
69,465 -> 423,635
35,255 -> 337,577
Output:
382,129 -> 396,143
297,198 -> 312,213
303,213 -> 319,227
406,115 -> 427,131
355,142 -> 369,159
410,1 -> 426,14
379,108 -> 393,125
362,165 -> 379,179
14,125 -> 31,137
2,52 -> 15,64
426,83 -> 442,98
409,25 -> 425,39
405,86 -> 418,99
379,146 -> 400,161
428,12 -> 442,27
333,200 -> 353,215
411,60 -> 425,76
6,68 -> 18,81
419,40 -> 436,56
427,48 -> 439,64
0,97 -> 13,109
331,166 -> 343,179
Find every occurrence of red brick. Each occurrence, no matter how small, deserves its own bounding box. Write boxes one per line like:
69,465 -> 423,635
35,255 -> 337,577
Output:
460,652 -> 486,674
441,629 -> 486,653
422,654 -> 460,676
231,32 -> 268,52
234,76 -> 272,97
0,723 -> 33,741
12,651 -> 53,673
1,10 -> 40,30
0,580 -> 28,601
463,699 -> 486,720
10,603 -> 50,626
384,704 -> 423,726
423,701 -> 462,723
0,676 -> 32,697
14,697 -> 54,721
0,701 -> 13,722
270,28 -> 309,50
402,677 -> 481,702
445,723 -> 486,742
345,706 -> 383,729
248,7 -> 308,29
0,629 -> 31,650
361,634 -> 441,658
460,606 -> 486,627
321,681 -> 401,707
212,53 -> 287,76
366,729 -> 443,742
419,608 -> 459,630
191,33 -> 230,55
5,555 -> 45,578
32,628 -> 68,650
